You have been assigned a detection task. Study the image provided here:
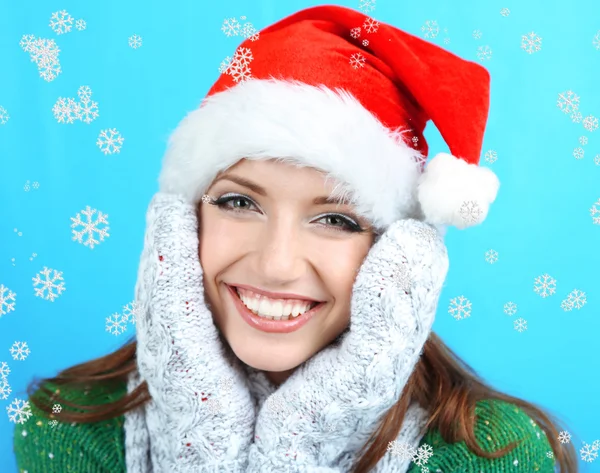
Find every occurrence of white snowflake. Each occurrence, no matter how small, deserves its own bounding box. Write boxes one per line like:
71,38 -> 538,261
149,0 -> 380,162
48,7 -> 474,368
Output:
363,18 -> 379,34
0,378 -> 11,401
10,342 -> 31,361
218,56 -> 233,74
581,443 -> 598,463
78,85 -> 93,102
122,300 -> 141,324
593,31 -> 600,50
362,39 -> 369,47
476,45 -> 493,61
358,0 -> 377,14
21,36 -> 62,82
595,155 -> 600,166
546,450 -> 554,458
500,8 -> 511,17
49,10 -> 74,35
557,90 -> 580,114
52,403 -> 62,414
413,443 -> 434,466
350,27 -> 361,39
579,136 -> 588,145
484,150 -> 498,163
350,52 -> 366,69
421,20 -> 439,39
97,128 -> 125,155
78,100 -> 99,124
0,284 -> 17,317
448,295 -> 472,320
387,440 -> 417,459
71,205 -> 110,249
459,200 -> 483,224
590,199 -> 600,225
223,47 -> 254,82
0,361 -> 10,378
473,30 -> 482,39
75,19 -> 86,31
592,440 -> 600,450
443,38 -> 451,45
504,301 -> 517,316
514,317 -> 527,333
485,249 -> 499,264
52,97 -> 82,124
105,312 -> 128,336
573,147 -> 585,160
560,299 -> 574,312
558,430 -> 571,444
32,267 -> 66,302
129,34 -> 143,49
241,22 -> 260,41
583,115 -> 599,132
521,32 -> 542,54
571,111 -> 583,123
221,18 -> 241,37
6,398 -> 32,424
564,289 -> 587,309
0,106 -> 9,125
533,273 -> 557,298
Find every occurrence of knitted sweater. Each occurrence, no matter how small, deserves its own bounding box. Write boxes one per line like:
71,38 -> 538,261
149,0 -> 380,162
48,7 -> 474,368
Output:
13,378 -> 556,473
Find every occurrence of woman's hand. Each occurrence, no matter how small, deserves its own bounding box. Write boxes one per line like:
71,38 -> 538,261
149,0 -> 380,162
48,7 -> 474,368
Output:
247,219 -> 449,471
134,192 -> 255,473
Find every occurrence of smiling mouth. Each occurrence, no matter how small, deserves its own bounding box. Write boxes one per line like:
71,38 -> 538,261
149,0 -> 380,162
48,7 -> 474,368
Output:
230,285 -> 322,321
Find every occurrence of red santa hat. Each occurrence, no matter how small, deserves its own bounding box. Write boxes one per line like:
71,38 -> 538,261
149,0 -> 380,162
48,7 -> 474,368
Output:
159,4 -> 500,230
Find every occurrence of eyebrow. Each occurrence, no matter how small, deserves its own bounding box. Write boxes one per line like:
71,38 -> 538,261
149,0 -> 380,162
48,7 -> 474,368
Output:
212,174 -> 349,206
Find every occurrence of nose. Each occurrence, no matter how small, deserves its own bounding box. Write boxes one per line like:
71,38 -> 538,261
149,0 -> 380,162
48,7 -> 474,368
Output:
255,218 -> 305,282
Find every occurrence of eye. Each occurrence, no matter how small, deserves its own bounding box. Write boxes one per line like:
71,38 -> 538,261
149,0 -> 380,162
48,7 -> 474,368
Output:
313,213 -> 364,233
212,193 -> 260,213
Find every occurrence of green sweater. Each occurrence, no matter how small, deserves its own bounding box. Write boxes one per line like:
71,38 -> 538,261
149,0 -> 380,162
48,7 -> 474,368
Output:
13,380 -> 556,473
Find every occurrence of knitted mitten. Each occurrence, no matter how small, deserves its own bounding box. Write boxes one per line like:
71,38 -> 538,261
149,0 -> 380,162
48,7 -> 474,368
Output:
247,219 -> 449,472
133,192 -> 255,473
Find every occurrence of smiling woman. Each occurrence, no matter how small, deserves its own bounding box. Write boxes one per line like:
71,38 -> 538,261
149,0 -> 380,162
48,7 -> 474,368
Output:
14,3 -> 578,473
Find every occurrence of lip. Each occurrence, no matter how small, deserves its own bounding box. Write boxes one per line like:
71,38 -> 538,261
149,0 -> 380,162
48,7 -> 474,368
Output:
226,284 -> 325,334
232,283 -> 322,303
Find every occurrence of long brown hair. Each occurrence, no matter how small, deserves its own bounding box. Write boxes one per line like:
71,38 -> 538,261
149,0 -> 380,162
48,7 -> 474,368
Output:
23,332 -> 578,472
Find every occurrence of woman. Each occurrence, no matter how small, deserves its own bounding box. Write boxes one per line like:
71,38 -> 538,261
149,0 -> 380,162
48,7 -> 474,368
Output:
14,4 -> 578,473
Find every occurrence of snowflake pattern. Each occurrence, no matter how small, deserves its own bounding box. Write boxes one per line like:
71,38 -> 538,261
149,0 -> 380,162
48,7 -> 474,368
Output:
0,106 -> 9,125
0,378 -> 12,401
350,52 -> 366,69
363,18 -> 379,34
106,312 -> 128,336
75,19 -> 87,31
595,155 -> 600,166
583,115 -> 599,132
20,35 -> 62,82
573,147 -> 584,160
561,289 -> 587,311
521,32 -> 542,54
473,30 -> 482,39
71,205 -> 110,249
350,27 -> 361,39
558,430 -> 571,444
413,443 -> 434,466
448,295 -> 472,320
589,199 -> 600,224
49,10 -> 74,35
129,34 -> 143,49
358,0 -> 377,14
222,47 -> 254,82
421,20 -> 440,39
6,398 -> 32,424
593,31 -> 600,50
0,284 -> 17,317
122,300 -> 141,324
504,301 -> 518,316
387,440 -> 417,459
52,86 -> 99,124
97,128 -> 125,155
10,342 -> 31,361
32,267 -> 66,302
533,273 -> 557,298
580,442 -> 598,463
579,136 -> 588,146
514,317 -> 527,333
459,200 -> 483,225
476,45 -> 493,61
557,90 -> 580,114
500,8 -> 511,17
485,249 -> 499,264
484,150 -> 498,164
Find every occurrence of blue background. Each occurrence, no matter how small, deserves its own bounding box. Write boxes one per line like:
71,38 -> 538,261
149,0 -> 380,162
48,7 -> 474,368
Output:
1,0 -> 599,470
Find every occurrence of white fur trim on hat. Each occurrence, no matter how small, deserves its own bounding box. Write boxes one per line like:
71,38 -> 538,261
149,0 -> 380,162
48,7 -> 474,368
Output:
158,78 -> 425,231
417,153 -> 500,229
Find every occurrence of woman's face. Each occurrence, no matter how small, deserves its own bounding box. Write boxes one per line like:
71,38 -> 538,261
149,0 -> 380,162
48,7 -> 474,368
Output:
199,158 -> 376,383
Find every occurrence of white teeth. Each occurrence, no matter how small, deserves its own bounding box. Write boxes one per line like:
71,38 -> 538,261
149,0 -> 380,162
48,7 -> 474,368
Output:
236,288 -> 316,320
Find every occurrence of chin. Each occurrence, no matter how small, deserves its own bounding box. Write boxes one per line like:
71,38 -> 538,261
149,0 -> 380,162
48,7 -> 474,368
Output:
225,331 -> 312,373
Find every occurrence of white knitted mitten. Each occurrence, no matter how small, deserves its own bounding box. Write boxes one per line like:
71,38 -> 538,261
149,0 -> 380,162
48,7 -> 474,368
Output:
247,219 -> 449,472
133,192 -> 255,473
